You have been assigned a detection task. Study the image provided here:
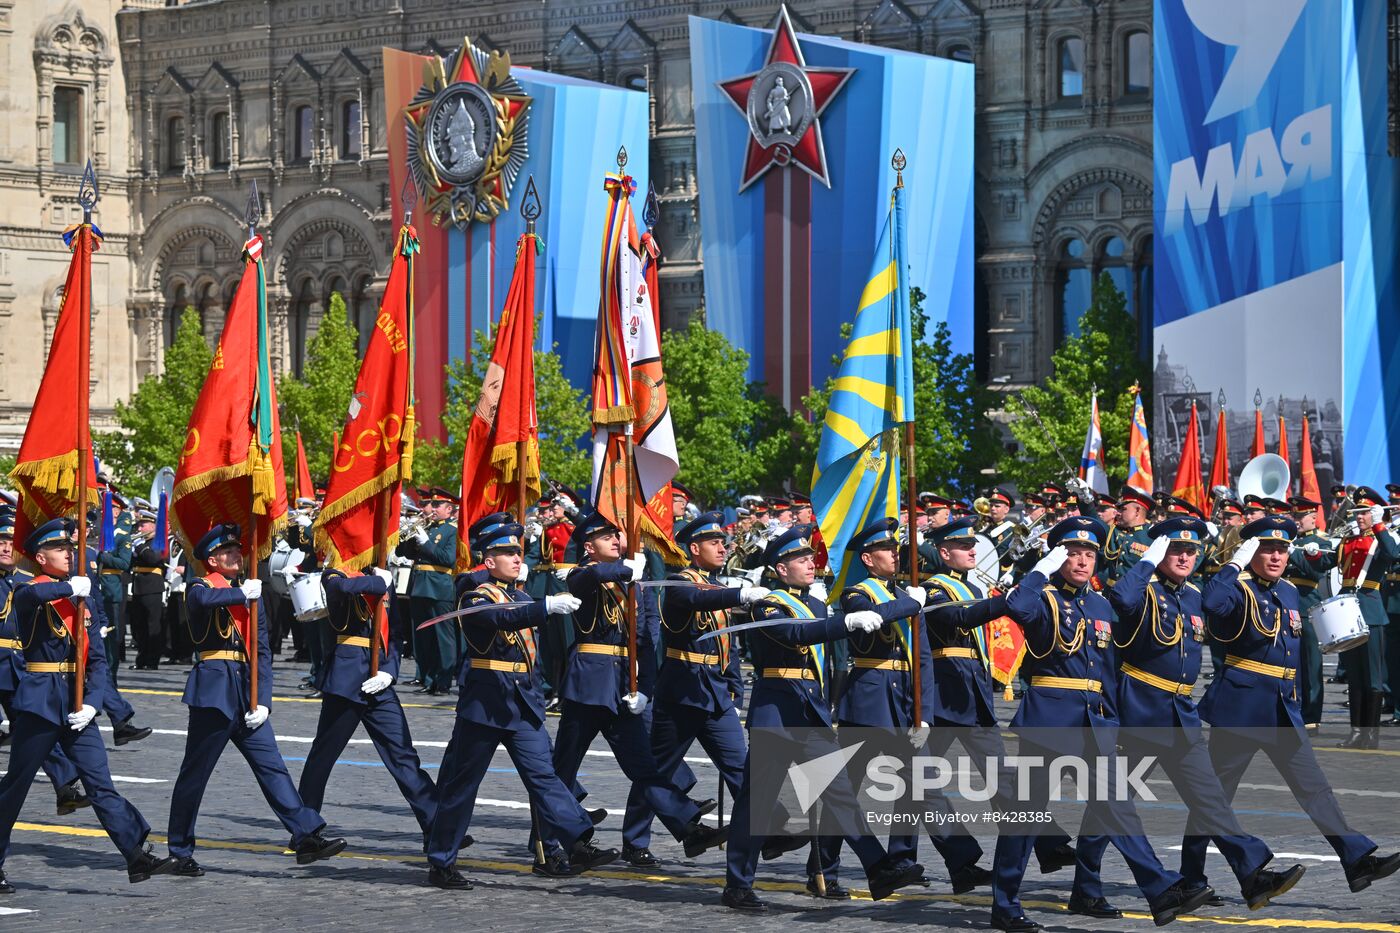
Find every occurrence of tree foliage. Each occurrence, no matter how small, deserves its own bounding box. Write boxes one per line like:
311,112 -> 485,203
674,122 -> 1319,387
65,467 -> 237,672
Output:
278,292 -> 361,487
998,272 -> 1149,491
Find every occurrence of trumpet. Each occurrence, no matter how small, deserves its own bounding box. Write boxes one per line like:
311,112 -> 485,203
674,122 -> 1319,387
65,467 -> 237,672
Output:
400,512 -> 431,540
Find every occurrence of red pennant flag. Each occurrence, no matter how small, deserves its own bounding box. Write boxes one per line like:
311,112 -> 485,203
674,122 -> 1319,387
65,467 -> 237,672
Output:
1208,405 -> 1231,495
294,430 -> 314,503
172,235 -> 287,559
8,225 -> 101,545
1299,414 -> 1324,526
1251,406 -> 1266,459
456,230 -> 542,568
1277,414 -> 1289,464
1171,401 -> 1206,515
313,225 -> 418,571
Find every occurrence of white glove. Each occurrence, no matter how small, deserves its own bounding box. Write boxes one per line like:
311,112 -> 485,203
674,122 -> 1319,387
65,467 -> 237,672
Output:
554,566 -> 571,582
1142,535 -> 1171,568
1205,522 -> 1220,539
807,580 -> 829,602
908,721 -> 930,748
905,585 -> 927,605
1303,541 -> 1321,557
998,570 -> 1016,589
0,718 -> 8,737
1033,545 -> 1069,578
1371,506 -> 1386,527
241,578 -> 263,602
360,671 -> 393,695
546,593 -> 581,615
623,553 -> 646,582
66,704 -> 97,732
623,691 -> 649,714
296,513 -> 313,528
738,586 -> 770,605
413,526 -> 429,544
67,576 -> 92,600
1030,535 -> 1049,555
1345,521 -> 1361,538
1229,537 -> 1259,570
100,625 -> 113,639
516,563 -> 530,583
372,567 -> 394,587
844,610 -> 883,633
243,705 -> 270,730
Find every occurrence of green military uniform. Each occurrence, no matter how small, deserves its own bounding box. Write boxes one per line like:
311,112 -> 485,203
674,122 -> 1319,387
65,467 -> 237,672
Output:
1289,527 -> 1337,725
397,511 -> 458,694
97,508 -> 134,670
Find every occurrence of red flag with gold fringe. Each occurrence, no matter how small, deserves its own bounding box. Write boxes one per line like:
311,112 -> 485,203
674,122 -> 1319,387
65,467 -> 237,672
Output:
1171,401 -> 1206,515
294,430 -> 315,503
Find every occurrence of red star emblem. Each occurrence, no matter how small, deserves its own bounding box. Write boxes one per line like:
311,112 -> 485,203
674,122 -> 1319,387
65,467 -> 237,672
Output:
717,6 -> 855,193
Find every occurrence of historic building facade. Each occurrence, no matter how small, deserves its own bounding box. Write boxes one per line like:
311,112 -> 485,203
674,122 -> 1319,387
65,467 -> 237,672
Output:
0,0 -> 1153,453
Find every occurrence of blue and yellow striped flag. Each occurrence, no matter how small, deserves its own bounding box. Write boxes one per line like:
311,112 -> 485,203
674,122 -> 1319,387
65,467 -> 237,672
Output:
811,184 -> 914,597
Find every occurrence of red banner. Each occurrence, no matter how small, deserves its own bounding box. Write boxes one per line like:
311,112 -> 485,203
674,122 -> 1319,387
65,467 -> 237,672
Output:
294,430 -> 314,502
1208,406 -> 1230,494
1299,415 -> 1325,525
1171,401 -> 1206,514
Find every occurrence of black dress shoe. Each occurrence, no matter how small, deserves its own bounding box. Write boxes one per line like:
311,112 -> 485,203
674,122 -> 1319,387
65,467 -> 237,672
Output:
1068,894 -> 1123,918
171,857 -> 205,877
950,862 -> 992,894
459,834 -> 475,850
55,780 -> 90,815
806,875 -> 851,899
692,798 -> 718,818
114,720 -> 153,746
990,912 -> 1042,932
1241,863 -> 1303,909
682,822 -> 729,858
721,886 -> 767,912
1038,842 -> 1076,874
622,845 -> 659,868
1346,851 -> 1400,892
569,839 -> 618,874
588,807 -> 608,826
428,865 -> 474,890
868,859 -> 925,900
761,833 -> 808,861
0,870 -> 13,894
1337,729 -> 1369,748
413,685 -> 434,694
127,847 -> 175,883
1149,880 -> 1214,926
294,833 -> 347,865
532,852 -> 577,877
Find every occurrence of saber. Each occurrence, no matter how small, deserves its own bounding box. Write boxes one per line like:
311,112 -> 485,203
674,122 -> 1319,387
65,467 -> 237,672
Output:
416,600 -> 530,631
635,579 -> 729,591
694,598 -> 985,643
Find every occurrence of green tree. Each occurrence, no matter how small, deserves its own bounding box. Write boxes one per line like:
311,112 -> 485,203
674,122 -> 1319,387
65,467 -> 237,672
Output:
94,306 -> 212,493
998,272 -> 1149,490
279,292 -> 360,488
662,320 -> 797,504
411,318 -> 591,492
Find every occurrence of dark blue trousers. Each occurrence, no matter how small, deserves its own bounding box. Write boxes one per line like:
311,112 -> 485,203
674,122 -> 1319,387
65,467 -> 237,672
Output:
552,700 -> 700,844
1179,726 -> 1374,884
622,702 -> 746,849
298,691 -> 437,833
1077,733 -> 1271,898
0,710 -> 150,868
410,598 -> 456,692
166,705 -> 325,858
426,714 -> 592,870
0,690 -> 78,790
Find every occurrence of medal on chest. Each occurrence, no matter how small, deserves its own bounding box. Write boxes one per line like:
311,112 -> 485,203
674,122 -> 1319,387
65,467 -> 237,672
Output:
1288,609 -> 1301,636
1093,616 -> 1111,648
1189,614 -> 1204,642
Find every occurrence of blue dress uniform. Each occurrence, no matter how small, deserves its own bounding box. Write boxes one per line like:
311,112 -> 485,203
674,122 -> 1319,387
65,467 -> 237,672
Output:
395,488 -> 459,694
1090,518 -> 1299,913
721,529 -> 926,912
96,496 -> 132,671
297,567 -> 437,836
550,511 -> 723,856
0,518 -> 170,891
166,524 -> 342,871
1182,516 -> 1400,894
620,512 -> 749,865
997,517 -> 1204,932
424,520 -> 616,889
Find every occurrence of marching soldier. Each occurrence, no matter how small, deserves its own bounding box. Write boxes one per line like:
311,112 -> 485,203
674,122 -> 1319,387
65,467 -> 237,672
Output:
128,509 -> 168,670
995,517 -> 1214,931
94,485 -> 131,671
0,518 -> 173,893
1181,516 -> 1400,894
1285,496 -> 1334,730
165,523 -> 345,875
1334,487 -> 1397,748
425,518 -> 615,888
397,487 -> 460,694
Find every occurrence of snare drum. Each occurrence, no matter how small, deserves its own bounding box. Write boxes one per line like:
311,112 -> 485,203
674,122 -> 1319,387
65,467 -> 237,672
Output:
290,572 -> 328,622
1310,594 -> 1369,654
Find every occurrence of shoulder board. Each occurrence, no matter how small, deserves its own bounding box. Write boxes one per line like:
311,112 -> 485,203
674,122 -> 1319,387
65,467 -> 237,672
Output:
1184,581 -> 1200,592
676,568 -> 707,584
474,582 -> 511,604
188,577 -> 210,588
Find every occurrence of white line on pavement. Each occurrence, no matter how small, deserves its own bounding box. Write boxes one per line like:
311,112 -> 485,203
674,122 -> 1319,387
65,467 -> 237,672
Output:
0,771 -> 165,785
1166,844 -> 1340,862
0,907 -> 35,915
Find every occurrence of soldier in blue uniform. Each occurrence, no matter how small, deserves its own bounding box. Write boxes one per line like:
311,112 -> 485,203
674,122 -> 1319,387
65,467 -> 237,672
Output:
165,523 -> 345,875
996,517 -> 1214,931
424,518 -> 617,889
94,485 -> 131,672
297,562 -> 438,842
0,518 -> 172,893
1083,516 -> 1305,915
549,510 -> 727,863
620,511 -> 764,868
396,487 -> 459,694
719,528 -> 925,912
1181,516 -> 1400,894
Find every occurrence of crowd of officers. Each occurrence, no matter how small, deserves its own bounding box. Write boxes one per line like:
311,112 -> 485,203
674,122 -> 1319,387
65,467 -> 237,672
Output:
0,473 -> 1398,931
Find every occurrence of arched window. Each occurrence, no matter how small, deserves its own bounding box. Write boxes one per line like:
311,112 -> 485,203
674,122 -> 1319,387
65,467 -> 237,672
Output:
620,71 -> 647,92
210,111 -> 230,167
341,99 -> 361,160
1124,30 -> 1150,95
1058,37 -> 1085,101
352,275 -> 374,354
165,282 -> 189,347
167,115 -> 185,171
1054,238 -> 1092,341
291,278 -> 315,375
945,44 -> 974,63
1134,236 -> 1154,361
293,105 -> 313,163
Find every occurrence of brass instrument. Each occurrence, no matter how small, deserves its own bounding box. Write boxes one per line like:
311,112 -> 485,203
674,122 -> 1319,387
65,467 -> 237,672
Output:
972,496 -> 992,531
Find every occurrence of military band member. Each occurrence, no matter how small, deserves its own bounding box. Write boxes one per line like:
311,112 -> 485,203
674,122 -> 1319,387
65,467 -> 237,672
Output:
996,517 -> 1213,931
396,487 -> 459,695
1333,487 -> 1397,748
0,518 -> 172,893
1181,516 -> 1400,894
1104,485 -> 1154,587
95,485 -> 131,671
1385,484 -> 1400,728
984,487 -> 1020,576
424,519 -> 616,889
166,523 -> 345,875
720,529 -> 925,912
128,509 -> 168,670
1285,496 -> 1334,730
1088,517 -> 1304,914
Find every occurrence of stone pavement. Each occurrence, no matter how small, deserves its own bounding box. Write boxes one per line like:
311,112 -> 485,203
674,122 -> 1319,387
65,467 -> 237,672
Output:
0,649 -> 1397,932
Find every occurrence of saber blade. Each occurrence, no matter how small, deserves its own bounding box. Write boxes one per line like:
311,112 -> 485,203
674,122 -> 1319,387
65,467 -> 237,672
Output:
416,600 -> 528,631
